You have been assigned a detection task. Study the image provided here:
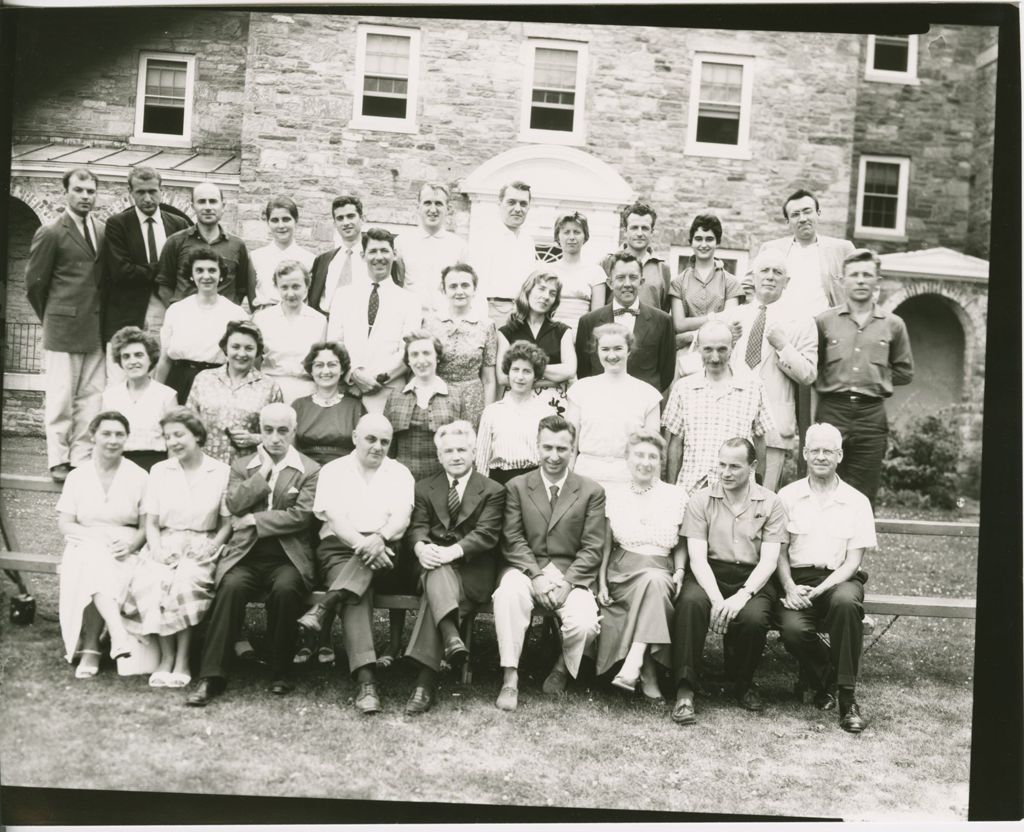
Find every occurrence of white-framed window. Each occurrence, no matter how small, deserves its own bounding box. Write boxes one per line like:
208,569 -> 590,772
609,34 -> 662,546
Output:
865,34 -> 919,84
670,246 -> 750,282
685,53 -> 754,160
855,155 -> 911,238
519,39 -> 588,145
351,24 -> 421,133
132,52 -> 196,147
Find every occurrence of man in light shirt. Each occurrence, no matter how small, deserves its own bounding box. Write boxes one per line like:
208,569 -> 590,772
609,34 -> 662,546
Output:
395,182 -> 469,314
775,422 -> 875,734
723,249 -> 817,490
308,194 -> 371,314
326,228 -> 422,413
472,180 -> 538,326
297,413 -> 415,715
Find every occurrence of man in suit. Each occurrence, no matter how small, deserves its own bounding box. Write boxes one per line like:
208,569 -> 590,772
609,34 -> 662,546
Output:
575,251 -> 676,394
308,194 -> 370,314
492,414 -> 605,711
102,166 -> 190,351
723,249 -> 817,490
325,228 -> 422,413
402,420 -> 505,715
186,403 -> 320,705
25,167 -> 106,481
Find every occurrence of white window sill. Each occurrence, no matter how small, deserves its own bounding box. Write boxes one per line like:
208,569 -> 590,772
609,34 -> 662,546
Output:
518,128 -> 586,147
864,71 -> 920,86
4,372 -> 45,391
684,141 -> 752,161
855,227 -> 908,242
130,134 -> 194,149
348,116 -> 418,135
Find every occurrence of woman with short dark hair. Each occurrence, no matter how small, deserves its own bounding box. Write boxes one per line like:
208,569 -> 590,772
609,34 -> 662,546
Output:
291,341 -> 367,466
251,195 -> 316,310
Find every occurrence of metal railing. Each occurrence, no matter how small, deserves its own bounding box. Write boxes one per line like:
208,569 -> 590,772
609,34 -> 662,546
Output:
2,322 -> 44,373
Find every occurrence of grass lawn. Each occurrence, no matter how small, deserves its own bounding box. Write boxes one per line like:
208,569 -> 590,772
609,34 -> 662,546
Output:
0,437 -> 978,820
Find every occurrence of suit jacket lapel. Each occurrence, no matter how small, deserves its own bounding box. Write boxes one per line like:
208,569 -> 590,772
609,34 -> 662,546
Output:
634,303 -> 653,343
455,472 -> 485,526
548,475 -> 579,531
526,472 -> 552,526
429,473 -> 452,526
62,212 -> 93,258
271,466 -> 300,507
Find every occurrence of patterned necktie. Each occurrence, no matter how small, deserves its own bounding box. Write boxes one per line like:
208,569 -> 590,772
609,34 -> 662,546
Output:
145,217 -> 158,265
745,305 -> 767,369
613,306 -> 637,317
367,282 -> 380,331
448,479 -> 460,519
339,248 -> 353,287
549,484 -> 559,511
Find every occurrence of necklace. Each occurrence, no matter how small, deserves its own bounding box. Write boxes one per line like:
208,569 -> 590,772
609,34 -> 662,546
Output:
312,390 -> 343,407
630,481 -> 655,496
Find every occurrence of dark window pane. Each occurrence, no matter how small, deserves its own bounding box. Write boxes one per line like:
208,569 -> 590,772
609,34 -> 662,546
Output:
530,105 -> 574,132
873,40 -> 909,72
862,195 -> 897,229
865,161 -> 900,194
362,95 -> 407,119
142,105 -> 185,136
696,114 -> 739,145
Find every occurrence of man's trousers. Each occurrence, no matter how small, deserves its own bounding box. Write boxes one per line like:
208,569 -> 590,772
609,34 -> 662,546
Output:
44,348 -> 105,468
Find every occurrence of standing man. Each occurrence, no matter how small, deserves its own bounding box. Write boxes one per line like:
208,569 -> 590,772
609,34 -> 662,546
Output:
326,228 -> 422,413
296,413 -> 415,715
395,182 -> 469,314
776,423 -> 876,733
723,249 -> 818,491
402,421 -> 505,715
671,438 -> 787,725
308,195 -> 371,314
102,167 -> 190,371
663,321 -> 775,494
491,415 -> 605,711
575,252 -> 675,393
155,182 -> 256,308
472,180 -> 537,326
813,249 -> 913,507
597,201 -> 672,312
25,167 -> 106,482
186,403 -> 320,706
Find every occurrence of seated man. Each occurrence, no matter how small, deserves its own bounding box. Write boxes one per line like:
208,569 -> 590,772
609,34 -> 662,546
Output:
402,420 -> 505,715
775,422 -> 875,733
187,403 -> 320,706
492,414 -> 605,711
296,413 -> 414,715
670,437 -> 786,725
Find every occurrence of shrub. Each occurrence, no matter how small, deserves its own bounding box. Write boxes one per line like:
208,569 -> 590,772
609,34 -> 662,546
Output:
881,409 -> 962,509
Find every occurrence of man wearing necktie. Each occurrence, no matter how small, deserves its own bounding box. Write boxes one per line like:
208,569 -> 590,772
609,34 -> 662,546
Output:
722,249 -> 817,491
575,252 -> 676,393
25,168 -> 107,481
491,414 -> 605,711
402,421 -> 505,714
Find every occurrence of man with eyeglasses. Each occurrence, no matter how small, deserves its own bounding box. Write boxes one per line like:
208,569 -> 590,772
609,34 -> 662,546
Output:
775,422 -> 876,733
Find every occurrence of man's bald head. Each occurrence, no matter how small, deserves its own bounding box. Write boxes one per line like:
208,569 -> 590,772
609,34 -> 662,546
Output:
352,413 -> 394,469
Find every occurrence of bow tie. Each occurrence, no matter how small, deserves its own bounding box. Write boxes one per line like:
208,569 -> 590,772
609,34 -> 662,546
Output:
613,306 -> 637,317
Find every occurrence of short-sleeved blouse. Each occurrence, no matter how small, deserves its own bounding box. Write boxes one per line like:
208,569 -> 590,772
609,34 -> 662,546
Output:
252,304 -> 327,383
160,295 -> 248,363
144,454 -> 230,532
426,314 -> 496,427
292,394 -> 366,465
551,260 -> 605,329
500,317 -> 569,367
101,381 -> 178,452
669,259 -> 744,318
56,458 -> 148,532
186,367 -> 284,464
606,480 -> 688,556
567,374 -> 663,459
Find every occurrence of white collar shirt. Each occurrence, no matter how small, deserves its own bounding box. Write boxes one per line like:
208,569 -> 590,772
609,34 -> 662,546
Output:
448,472 -> 470,503
395,226 -> 469,307
249,444 -> 305,510
312,454 -> 415,539
610,298 -> 641,333
777,239 -> 829,320
473,221 -> 538,301
134,206 -> 167,262
539,469 -> 569,499
777,476 -> 877,570
322,243 -> 369,310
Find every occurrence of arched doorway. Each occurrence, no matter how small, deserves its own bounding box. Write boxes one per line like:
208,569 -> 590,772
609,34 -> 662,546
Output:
887,293 -> 965,428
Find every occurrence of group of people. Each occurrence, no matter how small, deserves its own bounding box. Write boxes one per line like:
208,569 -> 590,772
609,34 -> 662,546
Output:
28,163 -> 915,735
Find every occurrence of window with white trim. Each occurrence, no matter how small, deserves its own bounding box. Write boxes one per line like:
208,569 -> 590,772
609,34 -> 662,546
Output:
865,34 -> 919,83
520,39 -> 588,145
132,52 -> 196,146
685,53 -> 754,160
352,25 -> 420,132
670,246 -> 750,283
855,155 -> 911,237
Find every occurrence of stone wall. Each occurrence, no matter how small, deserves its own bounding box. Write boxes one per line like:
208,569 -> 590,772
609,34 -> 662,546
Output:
237,13 -> 860,255
850,24 -> 997,257
11,9 -> 249,151
1,390 -> 44,436
967,27 -> 998,258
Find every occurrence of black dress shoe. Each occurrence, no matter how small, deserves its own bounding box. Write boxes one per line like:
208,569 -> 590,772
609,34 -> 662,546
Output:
814,689 -> 837,710
736,684 -> 765,712
354,682 -> 381,715
404,685 -> 433,716
185,677 -> 225,707
443,635 -> 469,666
297,604 -> 327,634
270,678 -> 294,696
839,701 -> 866,733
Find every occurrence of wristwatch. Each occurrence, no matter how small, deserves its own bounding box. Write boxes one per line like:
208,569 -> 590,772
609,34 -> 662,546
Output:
375,371 -> 390,385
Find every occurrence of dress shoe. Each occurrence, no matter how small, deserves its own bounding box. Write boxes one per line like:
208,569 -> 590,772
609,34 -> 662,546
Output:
443,635 -> 469,666
611,673 -> 639,693
186,677 -> 225,707
671,699 -> 697,726
270,678 -> 294,696
736,684 -> 765,712
495,685 -> 519,711
404,686 -> 433,716
542,666 -> 569,695
297,604 -> 327,634
814,689 -> 837,710
49,463 -> 72,483
354,682 -> 381,715
839,701 -> 866,733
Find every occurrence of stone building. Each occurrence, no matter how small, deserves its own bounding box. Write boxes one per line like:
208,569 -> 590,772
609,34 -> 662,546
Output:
3,9 -> 996,464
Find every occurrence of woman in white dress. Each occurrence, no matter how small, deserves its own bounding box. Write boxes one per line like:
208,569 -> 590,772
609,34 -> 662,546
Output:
56,411 -> 148,678
597,430 -> 688,700
102,326 -> 177,471
550,211 -> 607,329
250,195 -> 316,310
253,260 -> 327,404
565,323 -> 662,489
121,407 -> 232,688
